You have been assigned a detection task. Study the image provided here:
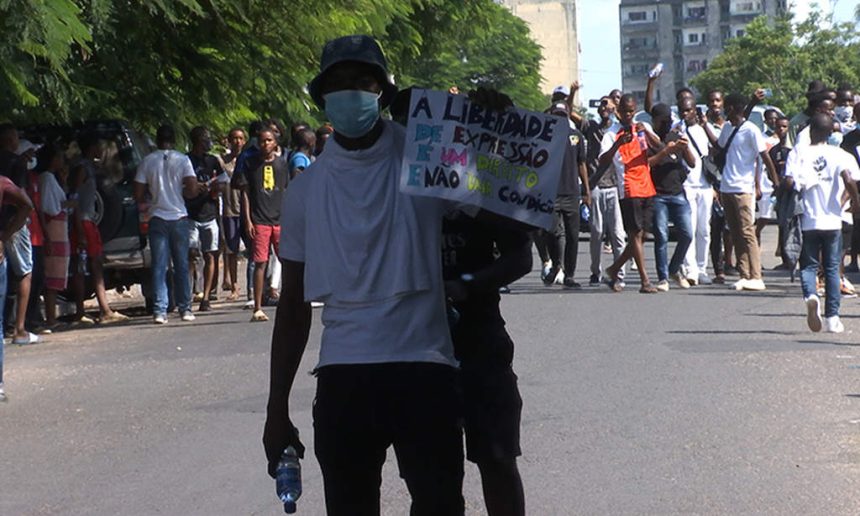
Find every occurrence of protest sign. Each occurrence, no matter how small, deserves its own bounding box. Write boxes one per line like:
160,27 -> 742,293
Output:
400,89 -> 568,229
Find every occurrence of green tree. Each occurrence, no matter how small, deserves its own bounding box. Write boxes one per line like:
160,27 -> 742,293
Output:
0,0 -> 545,134
690,11 -> 860,116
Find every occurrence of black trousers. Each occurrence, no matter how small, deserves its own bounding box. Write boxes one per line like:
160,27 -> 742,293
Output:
314,363 -> 465,516
545,195 -> 581,276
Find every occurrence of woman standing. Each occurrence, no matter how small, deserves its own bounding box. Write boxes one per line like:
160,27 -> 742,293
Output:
37,145 -> 73,330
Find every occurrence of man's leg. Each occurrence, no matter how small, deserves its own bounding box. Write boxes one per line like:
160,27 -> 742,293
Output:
169,218 -> 192,315
314,365 -> 389,515
668,193 -> 693,277
9,227 -> 33,339
652,195 -> 670,282
542,207 -> 563,283
606,189 -> 627,280
737,194 -> 761,280
721,193 -> 748,279
589,187 -> 606,279
392,363 -> 465,516
252,224 -> 272,314
823,231 -> 842,318
26,245 -> 45,329
561,198 -> 580,283
148,217 -> 170,317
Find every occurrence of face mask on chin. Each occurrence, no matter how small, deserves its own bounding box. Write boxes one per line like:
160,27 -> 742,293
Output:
834,106 -> 853,124
828,131 -> 844,147
324,90 -> 381,138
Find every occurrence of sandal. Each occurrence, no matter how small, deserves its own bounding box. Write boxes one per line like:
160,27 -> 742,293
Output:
250,310 -> 269,322
639,284 -> 659,294
606,268 -> 623,292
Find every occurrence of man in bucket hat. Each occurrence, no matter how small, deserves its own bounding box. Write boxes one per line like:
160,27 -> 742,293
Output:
263,35 -> 466,514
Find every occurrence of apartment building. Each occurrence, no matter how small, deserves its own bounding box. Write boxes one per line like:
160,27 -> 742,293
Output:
501,0 -> 581,95
619,0 -> 787,104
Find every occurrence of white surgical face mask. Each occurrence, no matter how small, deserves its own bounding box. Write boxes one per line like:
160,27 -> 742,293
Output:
834,105 -> 853,124
828,131 -> 844,147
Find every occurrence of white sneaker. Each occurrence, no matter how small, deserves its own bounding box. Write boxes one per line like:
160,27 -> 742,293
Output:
153,314 -> 168,325
670,272 -> 690,289
180,311 -> 196,322
824,316 -> 845,333
732,278 -> 749,291
0,384 -> 7,402
743,279 -> 766,291
805,295 -> 822,332
310,301 -> 324,308
656,280 -> 670,292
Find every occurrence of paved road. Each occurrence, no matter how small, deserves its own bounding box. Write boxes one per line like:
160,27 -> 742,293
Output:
3,233 -> 860,515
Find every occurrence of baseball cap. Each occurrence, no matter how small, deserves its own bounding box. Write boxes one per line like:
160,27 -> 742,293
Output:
552,85 -> 571,97
16,139 -> 41,155
308,35 -> 399,109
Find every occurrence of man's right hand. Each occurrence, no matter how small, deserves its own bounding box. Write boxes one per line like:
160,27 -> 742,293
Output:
263,408 -> 305,478
617,131 -> 634,146
245,223 -> 256,240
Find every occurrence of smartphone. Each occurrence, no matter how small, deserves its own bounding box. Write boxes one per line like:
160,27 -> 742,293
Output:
589,99 -> 602,108
763,88 -> 773,98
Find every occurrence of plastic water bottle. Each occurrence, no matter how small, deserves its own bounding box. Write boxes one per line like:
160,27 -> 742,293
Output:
648,62 -> 664,78
276,446 -> 302,513
78,249 -> 89,276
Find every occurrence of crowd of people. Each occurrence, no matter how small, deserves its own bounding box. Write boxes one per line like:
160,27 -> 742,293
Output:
539,72 -> 860,337
3,31 -> 859,515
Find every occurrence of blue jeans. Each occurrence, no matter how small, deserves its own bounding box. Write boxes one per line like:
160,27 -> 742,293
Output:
653,193 -> 693,281
800,230 -> 841,317
0,258 -> 8,386
149,217 -> 192,316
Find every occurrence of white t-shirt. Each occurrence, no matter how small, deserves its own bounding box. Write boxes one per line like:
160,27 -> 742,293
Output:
785,144 -> 860,231
683,123 -> 710,188
38,172 -> 66,217
279,120 -> 456,369
134,149 -> 195,221
718,120 -> 767,194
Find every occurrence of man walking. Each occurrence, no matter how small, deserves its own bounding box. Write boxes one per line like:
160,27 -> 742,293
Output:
134,125 -> 200,324
232,128 -> 288,323
786,114 -> 860,333
680,97 -> 715,285
186,126 -> 227,312
264,35 -> 467,514
717,93 -> 779,291
649,103 -> 694,291
584,97 -> 626,286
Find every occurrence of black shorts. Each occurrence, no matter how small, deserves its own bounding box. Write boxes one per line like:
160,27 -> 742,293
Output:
620,196 -> 654,234
453,325 -> 523,464
314,362 -> 465,516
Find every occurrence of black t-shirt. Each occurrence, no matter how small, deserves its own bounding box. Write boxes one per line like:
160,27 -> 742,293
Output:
235,156 -> 289,226
557,127 -> 585,197
583,119 -> 615,188
769,142 -> 792,178
442,213 -> 530,329
650,131 -> 687,195
841,129 -> 860,168
186,153 -> 224,222
0,150 -> 27,188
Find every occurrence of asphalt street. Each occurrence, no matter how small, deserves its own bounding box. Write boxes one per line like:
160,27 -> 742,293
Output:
3,231 -> 860,515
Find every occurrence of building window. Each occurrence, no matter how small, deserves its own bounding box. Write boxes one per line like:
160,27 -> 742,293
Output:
629,11 -> 647,21
687,7 -> 706,21
736,29 -> 745,37
688,33 -> 699,43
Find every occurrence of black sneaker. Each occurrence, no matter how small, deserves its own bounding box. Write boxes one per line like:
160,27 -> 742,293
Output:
542,266 -> 560,286
589,274 -> 601,286
199,300 -> 212,312
208,292 -> 218,301
563,278 -> 581,289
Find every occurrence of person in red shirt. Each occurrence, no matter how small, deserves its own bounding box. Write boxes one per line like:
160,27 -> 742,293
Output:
598,94 -> 685,293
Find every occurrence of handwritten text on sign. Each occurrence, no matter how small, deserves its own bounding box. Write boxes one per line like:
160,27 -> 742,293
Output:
400,90 -> 567,229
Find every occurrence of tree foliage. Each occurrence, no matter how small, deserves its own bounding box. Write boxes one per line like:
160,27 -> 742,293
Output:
690,11 -> 860,116
0,0 -> 545,134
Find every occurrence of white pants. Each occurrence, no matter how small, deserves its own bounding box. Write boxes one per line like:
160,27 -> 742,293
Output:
683,186 -> 714,278
589,186 -> 627,279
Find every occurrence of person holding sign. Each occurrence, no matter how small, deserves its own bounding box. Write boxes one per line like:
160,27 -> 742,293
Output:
598,94 -> 685,293
264,35 -> 467,515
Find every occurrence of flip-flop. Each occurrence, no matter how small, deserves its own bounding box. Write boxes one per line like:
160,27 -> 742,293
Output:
13,332 -> 39,345
639,284 -> 659,294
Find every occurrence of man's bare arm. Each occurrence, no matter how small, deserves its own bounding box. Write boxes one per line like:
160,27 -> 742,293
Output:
263,259 -> 312,477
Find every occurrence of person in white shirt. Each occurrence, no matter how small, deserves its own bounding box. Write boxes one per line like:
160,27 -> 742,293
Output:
785,114 -> 860,333
717,93 -> 779,291
679,97 -> 715,285
133,125 -> 202,324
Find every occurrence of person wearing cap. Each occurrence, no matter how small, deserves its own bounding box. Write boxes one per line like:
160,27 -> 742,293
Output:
134,125 -> 203,324
264,35 -> 467,514
541,102 -> 590,287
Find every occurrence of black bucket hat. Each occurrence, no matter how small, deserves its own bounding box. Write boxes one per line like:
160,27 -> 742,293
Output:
308,35 -> 399,110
